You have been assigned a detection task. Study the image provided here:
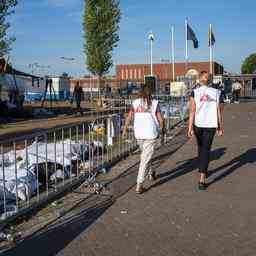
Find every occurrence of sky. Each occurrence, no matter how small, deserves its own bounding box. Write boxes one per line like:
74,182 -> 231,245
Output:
6,0 -> 256,77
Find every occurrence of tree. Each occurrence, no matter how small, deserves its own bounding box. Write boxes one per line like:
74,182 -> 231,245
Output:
241,53 -> 256,74
0,0 -> 18,57
83,0 -> 121,97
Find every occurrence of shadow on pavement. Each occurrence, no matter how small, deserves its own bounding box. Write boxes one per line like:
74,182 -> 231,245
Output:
149,147 -> 227,190
2,130 -> 190,255
208,148 -> 256,186
150,132 -> 189,171
3,196 -> 113,256
108,134 -> 188,199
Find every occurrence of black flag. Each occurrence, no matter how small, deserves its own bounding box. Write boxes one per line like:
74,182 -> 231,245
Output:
187,24 -> 199,48
208,26 -> 216,46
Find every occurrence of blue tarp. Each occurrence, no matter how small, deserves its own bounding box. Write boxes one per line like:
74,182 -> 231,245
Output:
25,90 -> 70,101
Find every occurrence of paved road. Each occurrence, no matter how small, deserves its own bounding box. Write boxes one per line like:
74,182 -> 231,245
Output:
4,102 -> 256,256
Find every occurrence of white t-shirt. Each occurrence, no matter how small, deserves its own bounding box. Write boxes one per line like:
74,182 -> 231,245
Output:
132,98 -> 159,140
232,82 -> 242,91
191,85 -> 220,128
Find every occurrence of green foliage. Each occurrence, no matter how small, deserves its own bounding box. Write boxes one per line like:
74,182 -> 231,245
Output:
241,53 -> 256,74
83,0 -> 121,78
0,0 -> 18,56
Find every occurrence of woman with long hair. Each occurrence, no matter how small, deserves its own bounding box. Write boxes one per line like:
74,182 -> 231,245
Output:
123,84 -> 164,194
188,71 -> 224,190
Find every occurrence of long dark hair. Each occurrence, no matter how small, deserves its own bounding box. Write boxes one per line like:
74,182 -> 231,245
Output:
139,84 -> 152,107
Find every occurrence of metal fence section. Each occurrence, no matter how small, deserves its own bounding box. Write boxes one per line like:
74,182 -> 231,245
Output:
222,75 -> 256,99
0,96 -> 189,230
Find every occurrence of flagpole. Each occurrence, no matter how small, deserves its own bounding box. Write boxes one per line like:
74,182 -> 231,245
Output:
148,31 -> 154,76
171,25 -> 175,81
150,37 -> 153,76
210,24 -> 213,75
185,18 -> 188,75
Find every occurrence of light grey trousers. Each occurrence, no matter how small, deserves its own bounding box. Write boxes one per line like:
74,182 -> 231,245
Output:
137,139 -> 157,184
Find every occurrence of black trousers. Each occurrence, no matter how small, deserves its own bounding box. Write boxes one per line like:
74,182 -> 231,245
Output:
193,125 -> 216,174
75,99 -> 82,114
233,90 -> 240,102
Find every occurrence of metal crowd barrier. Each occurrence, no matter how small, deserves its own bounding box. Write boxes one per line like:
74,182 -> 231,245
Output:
0,96 -> 189,230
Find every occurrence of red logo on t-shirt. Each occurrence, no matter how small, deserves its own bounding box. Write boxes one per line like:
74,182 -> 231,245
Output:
200,94 -> 209,102
135,105 -> 146,113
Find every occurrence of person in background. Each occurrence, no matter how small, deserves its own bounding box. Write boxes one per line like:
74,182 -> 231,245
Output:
212,81 -> 226,116
123,84 -> 165,194
72,82 -> 83,115
188,71 -> 224,191
218,81 -> 228,103
232,80 -> 242,103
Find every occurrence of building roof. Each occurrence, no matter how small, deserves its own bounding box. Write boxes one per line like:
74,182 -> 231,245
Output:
0,58 -> 42,79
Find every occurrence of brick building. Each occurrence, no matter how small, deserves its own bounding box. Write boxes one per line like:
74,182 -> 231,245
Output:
116,61 -> 224,81
71,61 -> 224,95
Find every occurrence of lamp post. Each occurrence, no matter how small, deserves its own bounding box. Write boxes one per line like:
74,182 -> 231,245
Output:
148,31 -> 154,76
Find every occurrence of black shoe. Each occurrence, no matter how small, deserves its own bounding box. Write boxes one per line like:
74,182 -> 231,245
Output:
198,182 -> 207,191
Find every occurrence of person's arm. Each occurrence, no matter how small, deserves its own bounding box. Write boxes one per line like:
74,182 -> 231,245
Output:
219,90 -> 225,113
156,107 -> 165,133
217,90 -> 224,136
188,96 -> 196,138
219,102 -> 224,118
72,87 -> 77,100
217,104 -> 224,136
122,108 -> 134,138
156,108 -> 165,144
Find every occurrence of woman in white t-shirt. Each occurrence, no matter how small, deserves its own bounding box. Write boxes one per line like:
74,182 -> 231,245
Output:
188,71 -> 224,190
123,84 -> 164,194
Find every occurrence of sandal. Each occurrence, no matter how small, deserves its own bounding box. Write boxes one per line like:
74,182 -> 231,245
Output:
136,185 -> 146,194
198,182 -> 207,191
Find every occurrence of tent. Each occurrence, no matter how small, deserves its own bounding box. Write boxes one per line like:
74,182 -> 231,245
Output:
0,58 -> 42,104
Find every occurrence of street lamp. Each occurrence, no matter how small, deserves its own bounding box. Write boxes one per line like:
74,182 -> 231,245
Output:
60,57 -> 75,61
148,31 -> 154,76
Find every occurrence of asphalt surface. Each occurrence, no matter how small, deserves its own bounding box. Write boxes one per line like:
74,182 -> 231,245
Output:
4,102 -> 256,256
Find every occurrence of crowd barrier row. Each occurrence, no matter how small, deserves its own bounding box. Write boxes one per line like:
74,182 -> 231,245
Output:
0,96 -> 189,234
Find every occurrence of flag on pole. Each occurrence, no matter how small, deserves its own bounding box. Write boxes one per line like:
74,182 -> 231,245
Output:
187,23 -> 199,48
208,25 -> 216,46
